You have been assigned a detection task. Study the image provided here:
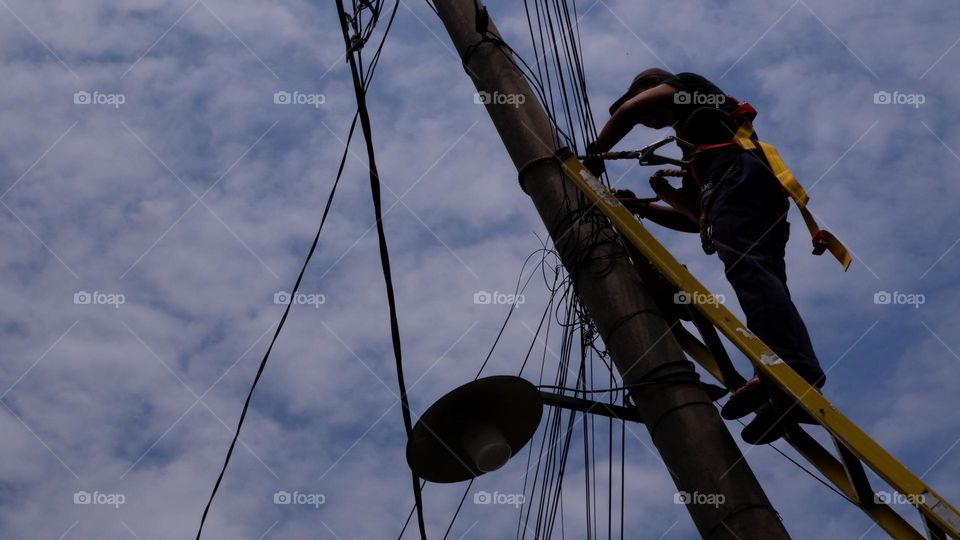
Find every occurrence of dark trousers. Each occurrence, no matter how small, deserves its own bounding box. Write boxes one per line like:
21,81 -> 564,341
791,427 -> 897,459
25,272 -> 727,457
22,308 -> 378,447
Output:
703,150 -> 825,386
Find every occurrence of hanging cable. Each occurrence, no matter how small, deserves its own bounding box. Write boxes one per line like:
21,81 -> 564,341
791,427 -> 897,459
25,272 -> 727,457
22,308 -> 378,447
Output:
441,478 -> 475,540
194,0 -> 405,537
334,0 -> 429,538
716,402 -> 857,505
194,85 -> 360,540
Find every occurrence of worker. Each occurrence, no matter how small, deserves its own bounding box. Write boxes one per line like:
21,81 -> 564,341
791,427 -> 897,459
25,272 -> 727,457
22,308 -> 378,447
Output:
585,68 -> 825,444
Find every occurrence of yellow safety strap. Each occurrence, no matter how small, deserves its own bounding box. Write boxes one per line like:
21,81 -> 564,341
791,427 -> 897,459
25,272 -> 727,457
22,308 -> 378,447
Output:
732,123 -> 853,271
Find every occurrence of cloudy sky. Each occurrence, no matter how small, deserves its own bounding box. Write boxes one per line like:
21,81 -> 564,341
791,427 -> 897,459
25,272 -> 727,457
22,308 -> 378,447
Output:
1,0 -> 959,538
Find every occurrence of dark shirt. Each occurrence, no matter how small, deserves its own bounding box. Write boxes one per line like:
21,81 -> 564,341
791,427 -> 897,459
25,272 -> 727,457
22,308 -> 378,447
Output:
663,72 -> 745,183
664,73 -> 730,116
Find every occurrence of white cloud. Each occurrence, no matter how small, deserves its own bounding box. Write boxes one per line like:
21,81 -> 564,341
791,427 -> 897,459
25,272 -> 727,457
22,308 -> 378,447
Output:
1,0 -> 958,538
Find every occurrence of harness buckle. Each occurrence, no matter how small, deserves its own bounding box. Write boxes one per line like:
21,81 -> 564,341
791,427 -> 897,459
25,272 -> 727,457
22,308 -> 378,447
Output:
811,230 -> 830,256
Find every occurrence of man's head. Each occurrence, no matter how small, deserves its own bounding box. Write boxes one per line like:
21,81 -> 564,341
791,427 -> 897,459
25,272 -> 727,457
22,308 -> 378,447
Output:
609,68 -> 674,116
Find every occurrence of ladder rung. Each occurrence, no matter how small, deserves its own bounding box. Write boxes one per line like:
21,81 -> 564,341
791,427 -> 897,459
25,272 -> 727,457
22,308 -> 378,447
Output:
923,516 -> 948,540
784,426 -> 923,539
834,437 -> 875,506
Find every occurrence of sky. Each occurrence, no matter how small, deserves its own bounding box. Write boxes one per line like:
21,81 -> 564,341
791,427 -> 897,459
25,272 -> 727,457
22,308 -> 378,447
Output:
1,0 -> 959,538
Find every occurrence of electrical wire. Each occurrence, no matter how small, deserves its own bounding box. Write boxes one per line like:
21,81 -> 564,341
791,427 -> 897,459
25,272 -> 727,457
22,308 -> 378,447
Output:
194,0 -> 405,537
194,72 -> 360,540
335,0 -> 429,538
718,402 -> 858,506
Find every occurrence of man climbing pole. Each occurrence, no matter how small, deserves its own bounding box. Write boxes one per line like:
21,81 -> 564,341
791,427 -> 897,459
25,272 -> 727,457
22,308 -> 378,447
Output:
585,68 -> 843,444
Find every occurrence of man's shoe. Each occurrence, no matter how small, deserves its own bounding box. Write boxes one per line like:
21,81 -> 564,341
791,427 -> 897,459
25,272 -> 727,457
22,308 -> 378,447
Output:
741,404 -> 787,445
720,377 -> 766,420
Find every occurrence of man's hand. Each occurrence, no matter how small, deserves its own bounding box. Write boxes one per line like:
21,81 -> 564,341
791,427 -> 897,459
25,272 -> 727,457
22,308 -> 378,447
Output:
583,141 -> 606,177
648,169 -> 675,194
614,189 -> 652,216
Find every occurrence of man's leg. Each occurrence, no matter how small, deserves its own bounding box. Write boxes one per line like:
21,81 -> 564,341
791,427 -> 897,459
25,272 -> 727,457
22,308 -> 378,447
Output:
704,153 -> 829,443
714,235 -> 825,386
707,153 -> 826,386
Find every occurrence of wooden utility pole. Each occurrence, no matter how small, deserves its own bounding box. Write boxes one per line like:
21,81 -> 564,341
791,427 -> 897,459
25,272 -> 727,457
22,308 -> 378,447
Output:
432,1 -> 790,538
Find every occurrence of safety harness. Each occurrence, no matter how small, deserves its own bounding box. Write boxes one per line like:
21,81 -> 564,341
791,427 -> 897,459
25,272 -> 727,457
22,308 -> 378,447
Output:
691,101 -> 853,271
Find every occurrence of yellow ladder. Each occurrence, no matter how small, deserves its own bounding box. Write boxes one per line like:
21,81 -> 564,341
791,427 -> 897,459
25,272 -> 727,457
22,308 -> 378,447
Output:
556,148 -> 960,540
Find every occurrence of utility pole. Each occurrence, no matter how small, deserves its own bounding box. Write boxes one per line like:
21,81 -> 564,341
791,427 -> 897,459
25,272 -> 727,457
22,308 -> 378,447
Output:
432,1 -> 790,538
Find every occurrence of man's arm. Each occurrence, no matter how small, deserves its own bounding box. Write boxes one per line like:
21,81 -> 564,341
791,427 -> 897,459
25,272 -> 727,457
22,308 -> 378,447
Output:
592,83 -> 677,152
650,175 -> 700,224
621,198 -> 699,233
